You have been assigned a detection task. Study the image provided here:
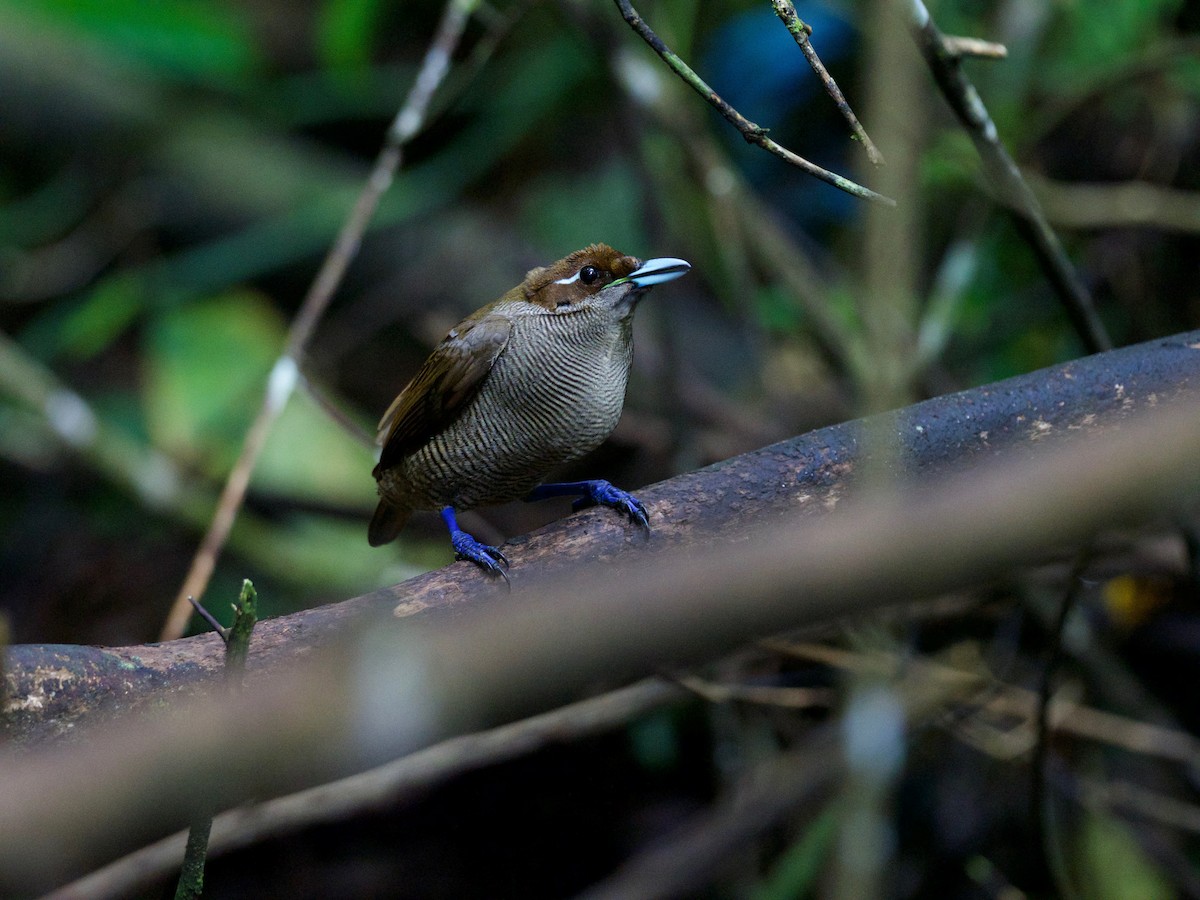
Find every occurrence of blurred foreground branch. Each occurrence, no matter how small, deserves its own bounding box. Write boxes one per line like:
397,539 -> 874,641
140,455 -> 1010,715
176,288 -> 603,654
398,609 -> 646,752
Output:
46,678 -> 684,900
3,331 -> 1200,892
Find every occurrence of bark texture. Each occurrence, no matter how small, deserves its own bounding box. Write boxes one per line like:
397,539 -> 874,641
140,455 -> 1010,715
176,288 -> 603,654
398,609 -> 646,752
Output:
6,330 -> 1200,744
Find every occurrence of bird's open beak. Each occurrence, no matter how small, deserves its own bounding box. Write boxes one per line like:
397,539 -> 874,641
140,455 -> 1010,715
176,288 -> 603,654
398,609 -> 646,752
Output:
617,257 -> 691,289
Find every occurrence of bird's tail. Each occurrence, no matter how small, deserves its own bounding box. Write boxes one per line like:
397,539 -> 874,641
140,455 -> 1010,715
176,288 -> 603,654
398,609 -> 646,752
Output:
368,499 -> 410,547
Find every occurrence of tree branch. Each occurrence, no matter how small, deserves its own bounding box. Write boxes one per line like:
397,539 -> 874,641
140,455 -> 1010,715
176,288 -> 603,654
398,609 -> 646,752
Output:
612,0 -> 894,205
160,0 -> 477,641
43,678 -> 685,900
7,330 -> 1200,744
767,0 -> 884,166
3,330 -> 1200,892
906,0 -> 1112,353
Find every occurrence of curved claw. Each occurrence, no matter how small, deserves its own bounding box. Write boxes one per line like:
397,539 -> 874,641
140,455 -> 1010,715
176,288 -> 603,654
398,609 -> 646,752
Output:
572,481 -> 650,533
450,530 -> 510,583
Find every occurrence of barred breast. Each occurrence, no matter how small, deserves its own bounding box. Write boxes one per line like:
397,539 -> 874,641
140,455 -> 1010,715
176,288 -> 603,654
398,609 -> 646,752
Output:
382,305 -> 635,512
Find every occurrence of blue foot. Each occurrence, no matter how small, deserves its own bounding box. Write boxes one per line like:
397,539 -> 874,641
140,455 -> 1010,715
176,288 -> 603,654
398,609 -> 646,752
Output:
442,508 -> 509,582
526,480 -> 650,532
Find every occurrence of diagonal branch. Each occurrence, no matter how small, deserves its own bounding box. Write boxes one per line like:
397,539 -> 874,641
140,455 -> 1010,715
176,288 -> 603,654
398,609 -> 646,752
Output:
906,0 -> 1112,354
7,329 -> 1200,743
767,0 -> 884,166
159,0 -> 478,641
3,331 -> 1200,893
612,0 -> 894,206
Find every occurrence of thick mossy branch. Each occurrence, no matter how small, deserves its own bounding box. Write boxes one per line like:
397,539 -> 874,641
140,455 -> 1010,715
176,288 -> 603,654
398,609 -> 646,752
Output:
5,331 -> 1200,745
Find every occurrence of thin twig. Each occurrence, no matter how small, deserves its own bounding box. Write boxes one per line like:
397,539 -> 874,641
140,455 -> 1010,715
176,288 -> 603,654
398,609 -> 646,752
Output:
762,638 -> 1200,767
579,730 -> 842,900
940,35 -> 1008,60
1032,550 -> 1089,900
1055,759 -> 1200,897
171,822 -> 211,900
159,0 -> 478,641
581,660 -> 959,900
674,674 -> 836,710
1081,777 -> 1200,837
607,51 -> 864,374
297,373 -> 375,449
186,597 -> 227,641
767,0 -> 885,166
906,0 -> 1111,354
612,0 -> 894,206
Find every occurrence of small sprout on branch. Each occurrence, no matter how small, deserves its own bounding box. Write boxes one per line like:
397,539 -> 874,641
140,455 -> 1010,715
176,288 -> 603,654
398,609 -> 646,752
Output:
175,580 -> 259,899
223,579 -> 258,684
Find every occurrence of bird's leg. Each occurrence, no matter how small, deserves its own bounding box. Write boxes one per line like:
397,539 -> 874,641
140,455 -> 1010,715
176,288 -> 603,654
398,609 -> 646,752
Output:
526,480 -> 650,532
441,507 -> 509,581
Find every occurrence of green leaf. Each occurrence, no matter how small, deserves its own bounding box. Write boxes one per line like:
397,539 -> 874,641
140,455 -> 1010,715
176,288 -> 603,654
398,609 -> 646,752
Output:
142,290 -> 376,505
1046,0 -> 1184,85
752,804 -> 838,900
316,0 -> 389,71
57,274 -> 146,360
1075,808 -> 1172,900
143,289 -> 282,470
15,0 -> 261,83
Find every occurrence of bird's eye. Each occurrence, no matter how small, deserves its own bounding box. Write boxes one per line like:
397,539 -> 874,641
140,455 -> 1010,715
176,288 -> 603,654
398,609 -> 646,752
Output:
579,265 -> 600,284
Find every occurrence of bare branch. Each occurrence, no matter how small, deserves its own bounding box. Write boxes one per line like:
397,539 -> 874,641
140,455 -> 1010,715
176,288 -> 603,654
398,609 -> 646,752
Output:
582,665 -> 957,900
1028,174 -> 1200,233
4,331 -> 1200,893
7,330 -> 1200,743
767,0 -> 885,165
941,34 -> 1008,60
160,0 -> 478,641
907,0 -> 1112,354
612,0 -> 895,206
580,729 -> 842,900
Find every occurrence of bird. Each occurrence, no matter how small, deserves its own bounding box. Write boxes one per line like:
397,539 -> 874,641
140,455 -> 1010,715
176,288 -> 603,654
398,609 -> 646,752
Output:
369,243 -> 690,579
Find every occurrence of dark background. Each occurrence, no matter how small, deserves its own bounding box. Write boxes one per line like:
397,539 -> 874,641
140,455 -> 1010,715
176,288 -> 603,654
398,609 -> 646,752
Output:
2,0 -> 1199,895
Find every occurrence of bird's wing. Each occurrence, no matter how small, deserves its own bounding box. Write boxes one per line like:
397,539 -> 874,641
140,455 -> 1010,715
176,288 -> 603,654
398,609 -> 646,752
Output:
374,313 -> 513,473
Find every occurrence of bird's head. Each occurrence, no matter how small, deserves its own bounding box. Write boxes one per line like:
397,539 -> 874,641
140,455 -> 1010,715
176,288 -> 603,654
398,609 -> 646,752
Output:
518,243 -> 690,319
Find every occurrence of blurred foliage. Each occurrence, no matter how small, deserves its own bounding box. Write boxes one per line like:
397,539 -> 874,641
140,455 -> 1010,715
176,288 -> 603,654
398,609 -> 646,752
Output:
1075,809 -> 1175,900
2,0 -> 1200,895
